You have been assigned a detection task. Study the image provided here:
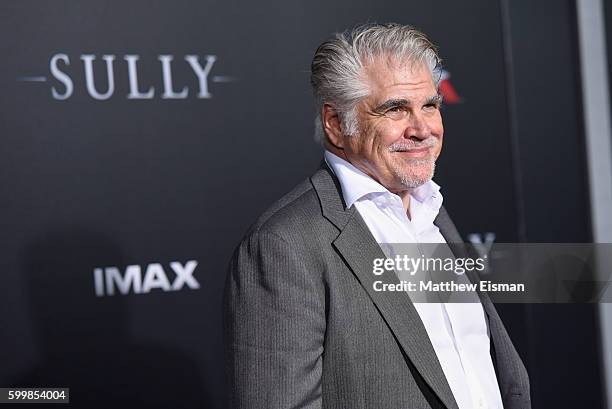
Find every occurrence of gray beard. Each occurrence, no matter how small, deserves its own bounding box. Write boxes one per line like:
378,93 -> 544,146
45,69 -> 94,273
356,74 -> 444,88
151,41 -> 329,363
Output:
393,158 -> 436,189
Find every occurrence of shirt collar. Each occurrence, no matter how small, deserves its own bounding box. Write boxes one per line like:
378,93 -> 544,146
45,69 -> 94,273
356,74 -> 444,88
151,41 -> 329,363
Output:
324,150 -> 443,211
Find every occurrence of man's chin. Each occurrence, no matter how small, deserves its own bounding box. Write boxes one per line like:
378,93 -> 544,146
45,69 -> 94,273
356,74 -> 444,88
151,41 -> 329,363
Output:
399,177 -> 432,189
395,165 -> 435,189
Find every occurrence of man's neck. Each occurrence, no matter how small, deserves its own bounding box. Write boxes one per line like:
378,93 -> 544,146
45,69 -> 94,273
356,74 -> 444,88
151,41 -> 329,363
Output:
396,190 -> 412,219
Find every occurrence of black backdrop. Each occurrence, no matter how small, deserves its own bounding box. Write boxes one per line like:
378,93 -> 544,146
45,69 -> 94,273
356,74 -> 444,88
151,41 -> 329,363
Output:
0,0 -> 604,408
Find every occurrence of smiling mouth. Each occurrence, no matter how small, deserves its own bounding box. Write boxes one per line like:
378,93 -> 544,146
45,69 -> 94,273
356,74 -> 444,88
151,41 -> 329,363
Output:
394,147 -> 430,158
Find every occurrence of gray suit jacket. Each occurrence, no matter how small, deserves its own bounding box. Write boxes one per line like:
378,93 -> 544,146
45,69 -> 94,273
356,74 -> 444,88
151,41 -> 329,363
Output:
223,163 -> 531,409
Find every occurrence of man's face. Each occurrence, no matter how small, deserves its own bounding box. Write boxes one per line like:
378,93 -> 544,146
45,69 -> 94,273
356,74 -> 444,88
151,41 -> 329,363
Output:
343,59 -> 443,192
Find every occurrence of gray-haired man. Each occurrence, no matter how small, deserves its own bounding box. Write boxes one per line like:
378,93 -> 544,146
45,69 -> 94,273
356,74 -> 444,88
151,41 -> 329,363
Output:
224,23 -> 531,409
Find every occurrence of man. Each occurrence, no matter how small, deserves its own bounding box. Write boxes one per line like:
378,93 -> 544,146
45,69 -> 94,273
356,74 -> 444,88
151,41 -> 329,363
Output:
224,23 -> 530,409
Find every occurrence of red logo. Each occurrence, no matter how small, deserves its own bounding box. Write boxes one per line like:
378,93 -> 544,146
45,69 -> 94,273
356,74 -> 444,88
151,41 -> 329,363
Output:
438,69 -> 462,104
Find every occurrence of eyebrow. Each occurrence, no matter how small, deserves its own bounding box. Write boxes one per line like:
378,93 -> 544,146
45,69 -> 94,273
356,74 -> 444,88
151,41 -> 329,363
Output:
426,94 -> 443,105
373,98 -> 408,113
373,94 -> 443,113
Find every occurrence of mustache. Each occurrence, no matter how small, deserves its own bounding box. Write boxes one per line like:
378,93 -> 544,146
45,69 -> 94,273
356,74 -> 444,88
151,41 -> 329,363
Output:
387,137 -> 437,152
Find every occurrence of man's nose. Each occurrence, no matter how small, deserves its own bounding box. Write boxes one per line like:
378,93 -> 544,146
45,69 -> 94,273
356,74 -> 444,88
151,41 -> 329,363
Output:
404,112 -> 429,139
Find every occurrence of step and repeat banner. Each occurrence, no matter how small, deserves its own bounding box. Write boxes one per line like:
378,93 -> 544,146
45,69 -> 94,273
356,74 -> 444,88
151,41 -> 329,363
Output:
0,1 -> 587,408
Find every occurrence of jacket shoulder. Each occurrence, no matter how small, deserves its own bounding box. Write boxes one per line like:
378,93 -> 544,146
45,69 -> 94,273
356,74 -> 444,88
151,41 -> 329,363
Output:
245,177 -> 323,241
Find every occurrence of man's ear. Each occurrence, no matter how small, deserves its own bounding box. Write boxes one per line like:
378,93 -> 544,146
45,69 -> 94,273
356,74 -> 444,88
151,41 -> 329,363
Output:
321,104 -> 344,149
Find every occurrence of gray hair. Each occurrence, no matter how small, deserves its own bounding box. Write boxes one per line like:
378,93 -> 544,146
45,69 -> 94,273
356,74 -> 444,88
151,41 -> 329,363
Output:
310,23 -> 442,142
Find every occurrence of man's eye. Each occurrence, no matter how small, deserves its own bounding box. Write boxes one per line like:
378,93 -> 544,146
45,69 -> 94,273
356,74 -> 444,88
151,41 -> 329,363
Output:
385,108 -> 407,119
384,106 -> 404,115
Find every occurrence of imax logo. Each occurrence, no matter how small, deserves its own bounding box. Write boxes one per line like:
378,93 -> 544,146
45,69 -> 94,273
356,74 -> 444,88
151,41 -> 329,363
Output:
93,260 -> 200,297
19,53 -> 235,100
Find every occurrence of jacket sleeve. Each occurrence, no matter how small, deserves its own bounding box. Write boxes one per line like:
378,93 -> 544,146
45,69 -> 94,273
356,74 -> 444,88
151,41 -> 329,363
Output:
223,230 -> 326,409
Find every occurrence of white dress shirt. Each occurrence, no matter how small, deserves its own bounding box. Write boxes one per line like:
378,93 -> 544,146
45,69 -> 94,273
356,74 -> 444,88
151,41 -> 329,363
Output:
325,151 -> 504,409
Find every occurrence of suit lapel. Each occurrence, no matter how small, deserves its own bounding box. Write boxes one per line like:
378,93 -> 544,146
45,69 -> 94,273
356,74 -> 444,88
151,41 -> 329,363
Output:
312,163 -> 459,409
434,206 -> 464,245
434,208 -> 497,319
434,204 -> 512,394
334,212 -> 460,409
